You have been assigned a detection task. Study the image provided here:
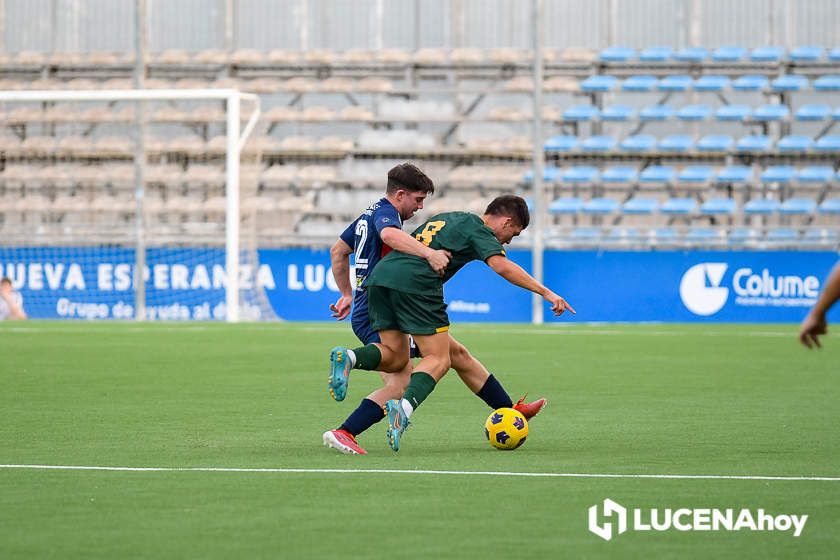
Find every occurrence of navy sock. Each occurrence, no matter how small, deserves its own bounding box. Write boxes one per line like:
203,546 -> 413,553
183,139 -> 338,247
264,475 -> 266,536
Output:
476,374 -> 513,409
339,398 -> 386,436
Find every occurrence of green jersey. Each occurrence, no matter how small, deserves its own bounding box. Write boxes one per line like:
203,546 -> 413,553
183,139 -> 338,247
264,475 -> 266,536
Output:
366,212 -> 505,296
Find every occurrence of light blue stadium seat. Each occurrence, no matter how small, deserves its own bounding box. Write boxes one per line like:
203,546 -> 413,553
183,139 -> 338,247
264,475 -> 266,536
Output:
674,47 -> 708,62
660,197 -> 696,215
640,104 -> 674,121
563,104 -> 600,121
582,197 -> 619,214
581,135 -> 616,152
651,227 -> 680,245
813,75 -> 840,91
694,75 -> 730,91
698,134 -> 734,152
620,134 -> 657,152
581,75 -> 618,92
790,46 -> 825,62
599,47 -> 635,62
659,134 -> 695,152
751,46 -> 785,62
765,228 -> 800,245
716,104 -> 751,121
814,135 -> 840,151
544,135 -> 578,152
523,166 -> 561,183
686,227 -> 725,244
795,104 -> 830,121
777,135 -> 813,152
712,46 -> 746,62
830,48 -> 840,62
700,198 -> 737,215
760,165 -> 797,183
562,166 -> 600,183
639,165 -> 675,184
833,107 -> 840,121
602,166 -> 638,184
803,228 -> 840,246
605,227 -> 642,243
677,166 -> 714,183
601,105 -> 636,121
621,197 -> 659,214
677,104 -> 711,121
736,135 -> 772,152
621,75 -> 658,92
729,227 -> 759,246
548,197 -> 583,214
771,74 -> 809,92
658,75 -> 693,91
732,74 -> 769,91
639,46 -> 672,62
743,198 -> 780,215
569,227 -> 602,243
797,166 -> 834,183
819,198 -> 840,214
779,197 -> 817,215
716,165 -> 753,183
753,104 -> 790,121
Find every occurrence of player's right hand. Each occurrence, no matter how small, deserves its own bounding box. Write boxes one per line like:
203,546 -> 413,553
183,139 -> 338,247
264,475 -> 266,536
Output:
546,292 -> 576,317
426,249 -> 452,276
330,295 -> 353,321
799,311 -> 827,349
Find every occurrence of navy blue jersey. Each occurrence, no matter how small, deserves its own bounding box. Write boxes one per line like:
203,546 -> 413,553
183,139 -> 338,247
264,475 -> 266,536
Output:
339,197 -> 402,332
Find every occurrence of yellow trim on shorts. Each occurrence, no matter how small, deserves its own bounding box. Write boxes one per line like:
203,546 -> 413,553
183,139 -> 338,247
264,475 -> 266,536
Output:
435,325 -> 450,333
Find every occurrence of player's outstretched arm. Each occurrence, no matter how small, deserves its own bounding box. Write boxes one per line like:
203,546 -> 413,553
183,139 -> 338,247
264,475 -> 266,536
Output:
800,261 -> 840,349
380,226 -> 451,274
329,238 -> 354,320
486,254 -> 576,317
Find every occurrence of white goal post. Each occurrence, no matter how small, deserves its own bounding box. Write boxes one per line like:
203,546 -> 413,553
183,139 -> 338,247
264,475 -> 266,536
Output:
0,88 -> 261,322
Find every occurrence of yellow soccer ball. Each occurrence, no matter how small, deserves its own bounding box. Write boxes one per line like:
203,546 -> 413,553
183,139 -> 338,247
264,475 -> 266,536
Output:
484,407 -> 529,450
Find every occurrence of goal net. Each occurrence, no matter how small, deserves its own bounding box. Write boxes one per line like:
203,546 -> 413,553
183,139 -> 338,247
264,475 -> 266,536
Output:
0,88 -> 274,321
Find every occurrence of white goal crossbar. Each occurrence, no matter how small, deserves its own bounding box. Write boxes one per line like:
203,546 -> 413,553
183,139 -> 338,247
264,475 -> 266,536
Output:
0,89 -> 261,322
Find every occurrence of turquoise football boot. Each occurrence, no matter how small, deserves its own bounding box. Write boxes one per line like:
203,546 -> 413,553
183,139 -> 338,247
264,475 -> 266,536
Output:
328,346 -> 352,401
385,399 -> 411,452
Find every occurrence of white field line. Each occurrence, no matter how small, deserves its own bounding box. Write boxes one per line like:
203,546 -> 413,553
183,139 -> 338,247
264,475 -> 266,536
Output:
0,464 -> 838,482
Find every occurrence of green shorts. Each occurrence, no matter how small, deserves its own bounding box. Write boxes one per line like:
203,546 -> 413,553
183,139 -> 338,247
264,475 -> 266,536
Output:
367,285 -> 450,336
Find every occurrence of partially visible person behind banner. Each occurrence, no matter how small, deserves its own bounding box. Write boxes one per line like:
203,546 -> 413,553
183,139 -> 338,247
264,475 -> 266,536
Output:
0,277 -> 27,321
799,262 -> 840,349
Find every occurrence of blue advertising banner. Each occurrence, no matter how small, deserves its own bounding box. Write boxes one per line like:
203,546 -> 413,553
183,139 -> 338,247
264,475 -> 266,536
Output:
1,247 -> 837,323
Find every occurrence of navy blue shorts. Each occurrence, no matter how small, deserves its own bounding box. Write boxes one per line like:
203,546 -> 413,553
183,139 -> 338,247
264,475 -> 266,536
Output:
352,311 -> 420,358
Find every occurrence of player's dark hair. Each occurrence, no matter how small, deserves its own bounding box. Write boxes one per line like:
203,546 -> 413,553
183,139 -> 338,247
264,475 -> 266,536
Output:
0,277 -> 11,285
386,163 -> 435,195
484,195 -> 530,229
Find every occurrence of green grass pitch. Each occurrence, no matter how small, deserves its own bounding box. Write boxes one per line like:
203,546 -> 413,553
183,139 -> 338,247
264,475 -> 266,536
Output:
1,321 -> 838,558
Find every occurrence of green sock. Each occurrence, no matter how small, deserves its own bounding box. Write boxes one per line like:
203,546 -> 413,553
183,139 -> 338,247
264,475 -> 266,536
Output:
352,344 -> 382,370
402,372 -> 436,411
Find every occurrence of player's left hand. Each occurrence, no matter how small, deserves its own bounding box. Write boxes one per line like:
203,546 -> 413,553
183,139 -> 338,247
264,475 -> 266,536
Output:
330,295 -> 353,320
799,311 -> 827,349
546,292 -> 576,317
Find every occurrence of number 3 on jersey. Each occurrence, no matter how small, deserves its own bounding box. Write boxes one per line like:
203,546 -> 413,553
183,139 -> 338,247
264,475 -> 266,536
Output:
415,220 -> 446,246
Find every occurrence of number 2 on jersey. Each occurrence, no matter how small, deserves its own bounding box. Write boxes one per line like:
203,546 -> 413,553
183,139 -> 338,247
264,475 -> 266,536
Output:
415,220 -> 446,246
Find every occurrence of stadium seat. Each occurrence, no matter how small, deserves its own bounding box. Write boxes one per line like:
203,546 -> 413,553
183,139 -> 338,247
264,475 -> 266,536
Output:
569,226 -> 602,242
751,46 -> 785,62
830,47 -> 840,62
674,47 -> 708,62
736,135 -> 772,152
686,227 -> 725,245
760,165 -> 797,183
621,75 -> 658,92
582,198 -> 619,214
601,105 -> 636,121
716,104 -> 751,121
563,105 -> 600,121
813,75 -> 840,91
620,134 -> 657,152
693,75 -> 729,91
700,198 -> 737,216
677,166 -> 714,184
770,75 -> 809,92
698,134 -> 734,152
790,46 -> 825,62
732,74 -> 768,91
659,135 -> 695,152
711,46 -> 747,62
548,197 -> 583,214
604,227 -> 642,244
651,227 -> 680,245
795,104 -> 830,121
796,166 -> 834,183
677,104 -> 711,121
753,104 -> 790,121
523,166 -> 561,183
729,227 -> 759,246
814,135 -> 840,151
602,166 -> 638,184
544,135 -> 578,152
716,165 -> 753,184
660,197 -> 696,215
658,75 -> 693,91
640,104 -> 674,121
777,135 -> 813,152
832,106 -> 840,119
803,228 -> 839,246
743,197 -> 780,215
639,165 -> 675,185
621,197 -> 659,214
639,46 -> 672,62
779,198 -> 817,215
562,166 -> 600,183
581,135 -> 617,152
819,198 -> 840,214
599,47 -> 635,62
580,75 -> 618,92
765,228 -> 800,245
